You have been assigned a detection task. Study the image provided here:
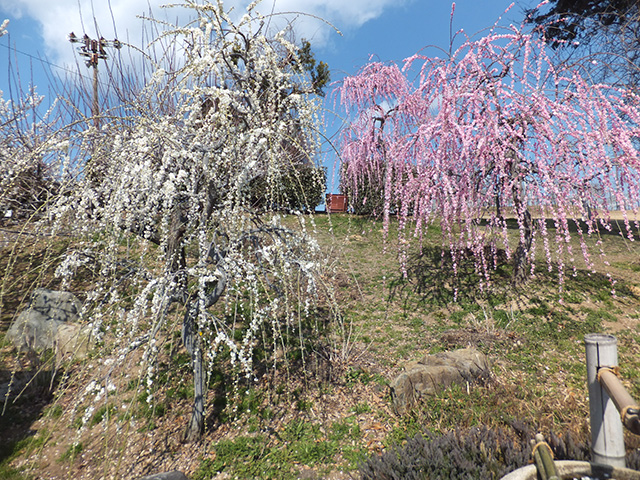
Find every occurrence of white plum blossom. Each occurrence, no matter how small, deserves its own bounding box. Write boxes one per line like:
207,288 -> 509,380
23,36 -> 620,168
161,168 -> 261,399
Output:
50,0 -> 327,442
0,88 -> 66,219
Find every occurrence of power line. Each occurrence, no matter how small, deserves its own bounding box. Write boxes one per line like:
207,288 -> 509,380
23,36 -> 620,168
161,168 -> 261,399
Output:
0,40 -> 79,77
0,37 -> 124,95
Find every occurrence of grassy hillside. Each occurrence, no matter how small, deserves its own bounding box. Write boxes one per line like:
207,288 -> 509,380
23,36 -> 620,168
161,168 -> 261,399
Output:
1,213 -> 639,479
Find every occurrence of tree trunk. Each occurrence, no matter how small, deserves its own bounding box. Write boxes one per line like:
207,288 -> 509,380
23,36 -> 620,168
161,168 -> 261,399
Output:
182,305 -> 205,442
167,204 -> 187,274
165,199 -> 207,442
495,172 -> 504,220
506,141 -> 533,286
512,207 -> 533,286
185,342 -> 205,442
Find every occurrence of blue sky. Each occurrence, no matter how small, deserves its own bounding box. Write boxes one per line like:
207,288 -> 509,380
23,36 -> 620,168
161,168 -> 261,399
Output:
0,1 -> 535,93
323,1 -> 532,75
0,0 -> 538,193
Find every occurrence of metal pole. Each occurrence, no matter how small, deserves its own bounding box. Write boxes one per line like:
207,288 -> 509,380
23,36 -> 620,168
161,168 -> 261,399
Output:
585,333 -> 626,467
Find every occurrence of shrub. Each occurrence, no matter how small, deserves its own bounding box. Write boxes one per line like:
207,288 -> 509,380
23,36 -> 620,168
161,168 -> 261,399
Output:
359,426 -> 594,480
249,163 -> 326,212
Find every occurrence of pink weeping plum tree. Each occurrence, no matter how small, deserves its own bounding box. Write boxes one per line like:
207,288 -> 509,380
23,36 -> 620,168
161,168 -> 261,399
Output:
338,12 -> 640,290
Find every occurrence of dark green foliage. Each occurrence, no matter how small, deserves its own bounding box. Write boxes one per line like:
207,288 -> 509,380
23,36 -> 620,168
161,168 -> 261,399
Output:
340,159 -> 385,217
526,0 -> 639,47
0,158 -> 59,221
359,425 -> 600,480
249,164 -> 326,212
297,40 -> 330,97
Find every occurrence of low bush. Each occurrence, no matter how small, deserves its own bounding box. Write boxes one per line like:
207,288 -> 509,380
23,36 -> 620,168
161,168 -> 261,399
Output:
358,425 -> 598,480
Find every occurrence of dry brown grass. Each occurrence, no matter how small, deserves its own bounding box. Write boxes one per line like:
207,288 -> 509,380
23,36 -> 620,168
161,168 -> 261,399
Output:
1,213 -> 640,479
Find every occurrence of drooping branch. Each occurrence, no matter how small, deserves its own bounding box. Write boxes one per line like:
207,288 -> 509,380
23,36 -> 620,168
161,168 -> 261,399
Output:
48,1 -> 326,445
338,20 -> 640,291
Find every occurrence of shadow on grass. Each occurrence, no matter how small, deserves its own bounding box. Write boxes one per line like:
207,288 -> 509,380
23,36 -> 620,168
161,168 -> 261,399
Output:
481,216 -> 638,238
390,234 -> 638,313
0,365 -> 57,477
187,304 -> 341,433
389,245 -> 512,309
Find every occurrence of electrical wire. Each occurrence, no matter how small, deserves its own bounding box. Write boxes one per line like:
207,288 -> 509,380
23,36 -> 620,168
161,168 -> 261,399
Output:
0,39 -> 80,78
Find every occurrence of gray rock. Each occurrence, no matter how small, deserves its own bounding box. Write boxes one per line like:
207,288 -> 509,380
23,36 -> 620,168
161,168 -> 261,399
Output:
54,322 -> 92,359
390,347 -> 490,415
29,288 -> 82,321
7,288 -> 90,358
138,472 -> 190,480
7,309 -> 63,351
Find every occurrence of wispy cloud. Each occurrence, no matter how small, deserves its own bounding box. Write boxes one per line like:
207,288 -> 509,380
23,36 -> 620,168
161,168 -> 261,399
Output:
0,0 -> 411,67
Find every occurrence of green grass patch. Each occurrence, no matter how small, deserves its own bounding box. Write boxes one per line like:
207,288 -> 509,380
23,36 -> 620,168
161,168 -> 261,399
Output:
194,414 -> 367,480
90,404 -> 117,426
58,443 -> 83,463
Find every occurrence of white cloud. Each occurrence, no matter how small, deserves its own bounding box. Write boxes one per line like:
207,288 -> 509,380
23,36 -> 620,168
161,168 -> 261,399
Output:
250,0 -> 411,44
0,0 -> 410,67
0,0 -> 182,68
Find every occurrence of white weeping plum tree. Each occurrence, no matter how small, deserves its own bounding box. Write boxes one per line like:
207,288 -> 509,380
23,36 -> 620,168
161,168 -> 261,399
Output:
1,19 -> 66,222
0,87 -> 67,222
52,1 -> 327,442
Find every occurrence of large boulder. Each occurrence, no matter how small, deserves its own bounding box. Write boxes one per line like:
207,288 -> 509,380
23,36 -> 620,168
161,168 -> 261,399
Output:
6,288 -> 91,359
390,347 -> 491,415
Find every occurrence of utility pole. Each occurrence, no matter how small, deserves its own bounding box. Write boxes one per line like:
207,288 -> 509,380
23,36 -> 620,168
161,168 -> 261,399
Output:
68,32 -> 121,128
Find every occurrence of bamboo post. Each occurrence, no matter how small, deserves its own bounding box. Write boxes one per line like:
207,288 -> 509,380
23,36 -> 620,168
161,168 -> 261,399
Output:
585,333 -> 626,467
531,434 -> 559,480
598,368 -> 640,435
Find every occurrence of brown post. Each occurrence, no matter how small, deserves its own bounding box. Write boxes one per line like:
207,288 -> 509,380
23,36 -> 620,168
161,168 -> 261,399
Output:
68,33 -> 122,129
92,62 -> 99,128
